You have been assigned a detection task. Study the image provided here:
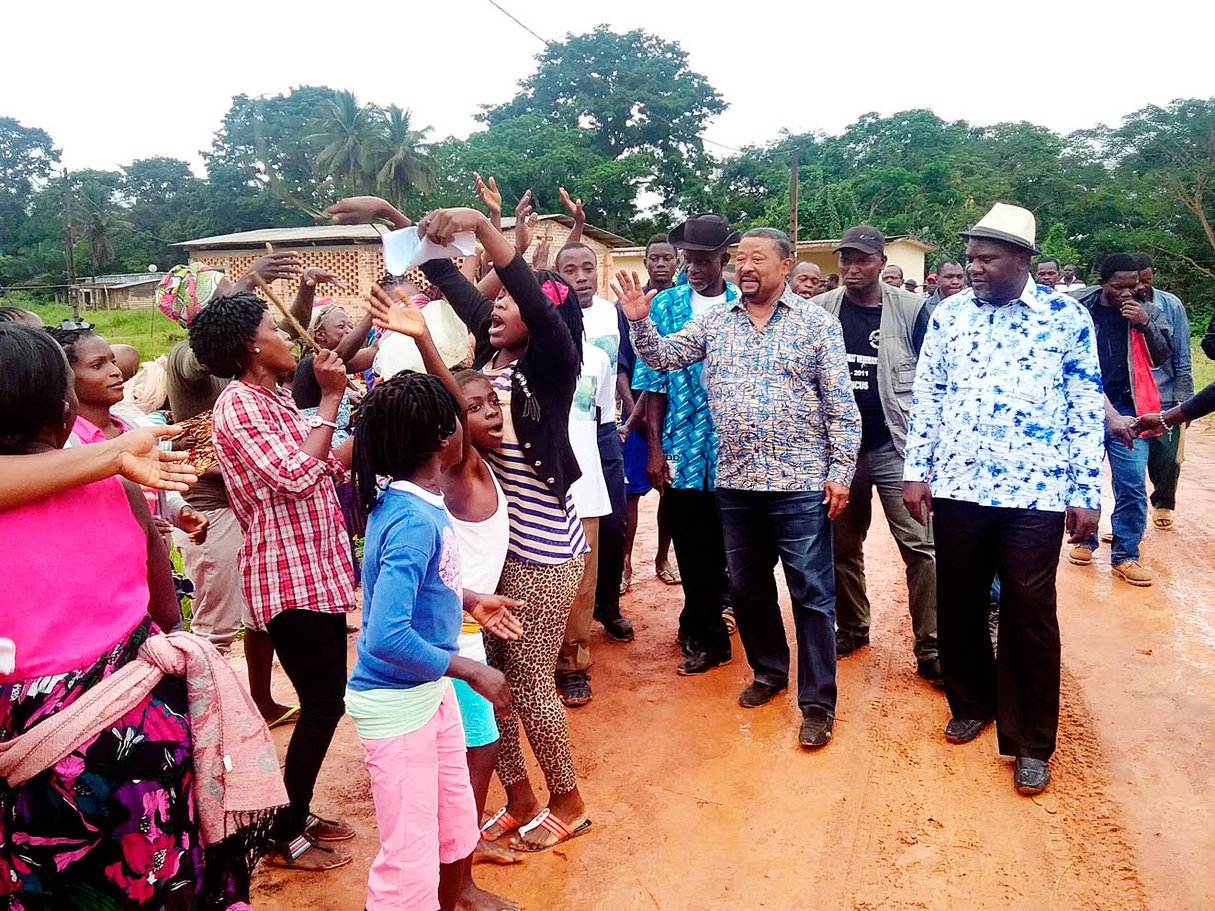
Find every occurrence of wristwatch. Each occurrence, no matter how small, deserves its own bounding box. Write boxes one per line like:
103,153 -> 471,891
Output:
306,415 -> 339,430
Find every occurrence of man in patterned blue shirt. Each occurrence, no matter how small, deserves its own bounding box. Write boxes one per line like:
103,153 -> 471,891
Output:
632,214 -> 741,677
902,203 -> 1104,796
620,226 -> 861,751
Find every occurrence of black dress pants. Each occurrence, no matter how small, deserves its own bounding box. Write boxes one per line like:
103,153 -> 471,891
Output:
933,499 -> 1065,761
665,486 -> 730,653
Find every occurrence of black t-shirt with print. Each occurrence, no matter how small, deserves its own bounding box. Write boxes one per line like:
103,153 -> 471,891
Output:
839,300 -> 891,453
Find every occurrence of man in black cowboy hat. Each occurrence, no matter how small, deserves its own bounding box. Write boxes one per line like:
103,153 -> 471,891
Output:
902,203 -> 1105,795
631,214 -> 740,676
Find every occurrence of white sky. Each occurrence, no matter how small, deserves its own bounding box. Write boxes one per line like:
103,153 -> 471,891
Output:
8,0 -> 1214,174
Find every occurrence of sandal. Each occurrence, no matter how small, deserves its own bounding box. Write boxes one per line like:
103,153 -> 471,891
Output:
656,567 -> 681,585
269,835 -> 352,871
723,606 -> 737,635
510,808 -> 592,853
619,579 -> 631,595
480,806 -> 523,840
1153,508 -> 1174,529
267,705 -> 300,729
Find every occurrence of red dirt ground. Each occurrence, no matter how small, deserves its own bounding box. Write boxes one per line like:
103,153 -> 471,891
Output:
247,427 -> 1215,911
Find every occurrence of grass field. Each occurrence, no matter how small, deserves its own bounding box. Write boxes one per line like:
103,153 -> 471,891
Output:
16,298 -> 187,361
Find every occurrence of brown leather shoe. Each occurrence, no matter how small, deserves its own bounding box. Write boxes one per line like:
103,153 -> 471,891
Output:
1113,560 -> 1153,587
1068,545 -> 1094,566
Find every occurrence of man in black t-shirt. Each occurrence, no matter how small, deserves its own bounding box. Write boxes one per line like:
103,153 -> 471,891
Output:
811,226 -> 940,685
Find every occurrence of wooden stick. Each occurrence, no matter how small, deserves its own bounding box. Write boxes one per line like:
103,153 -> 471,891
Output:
249,272 -> 321,352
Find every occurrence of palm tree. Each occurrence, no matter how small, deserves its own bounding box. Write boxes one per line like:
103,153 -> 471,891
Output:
306,91 -> 379,194
363,105 -> 434,210
77,179 -> 129,275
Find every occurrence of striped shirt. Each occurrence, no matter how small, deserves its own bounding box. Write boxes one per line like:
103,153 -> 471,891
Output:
483,362 -> 588,565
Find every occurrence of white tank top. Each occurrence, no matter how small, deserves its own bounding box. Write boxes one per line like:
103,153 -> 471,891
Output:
449,470 -> 509,663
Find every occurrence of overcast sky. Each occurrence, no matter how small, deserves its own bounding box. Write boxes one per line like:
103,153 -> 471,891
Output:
8,0 -> 1213,174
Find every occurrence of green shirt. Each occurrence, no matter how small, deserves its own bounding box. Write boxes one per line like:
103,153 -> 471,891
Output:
344,678 -> 449,740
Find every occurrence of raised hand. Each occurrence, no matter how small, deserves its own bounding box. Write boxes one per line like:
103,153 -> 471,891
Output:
116,427 -> 200,491
611,270 -> 657,321
532,228 -> 552,269
469,594 -> 525,641
473,172 -> 503,216
313,347 -> 349,398
325,196 -> 411,229
418,208 -> 487,246
241,251 -> 303,286
367,284 -> 428,339
558,186 -> 585,224
301,266 -> 347,290
514,190 -> 536,254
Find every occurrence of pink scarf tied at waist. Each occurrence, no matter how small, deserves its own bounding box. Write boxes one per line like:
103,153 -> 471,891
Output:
0,631 -> 287,846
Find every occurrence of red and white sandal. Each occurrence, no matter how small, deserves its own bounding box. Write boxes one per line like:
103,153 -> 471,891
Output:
511,808 -> 592,853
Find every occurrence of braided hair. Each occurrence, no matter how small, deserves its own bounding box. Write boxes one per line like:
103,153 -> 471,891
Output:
350,370 -> 460,530
46,325 -> 100,365
534,268 -> 583,372
188,292 -> 267,378
0,323 -> 73,454
0,306 -> 40,326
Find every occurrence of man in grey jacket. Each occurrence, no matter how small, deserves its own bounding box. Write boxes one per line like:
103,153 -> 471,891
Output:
812,225 -> 940,684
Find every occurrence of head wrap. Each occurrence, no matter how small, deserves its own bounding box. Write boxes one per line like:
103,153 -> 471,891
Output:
156,263 -> 225,327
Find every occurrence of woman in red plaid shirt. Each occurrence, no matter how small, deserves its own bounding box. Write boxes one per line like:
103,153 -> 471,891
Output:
190,292 -> 359,872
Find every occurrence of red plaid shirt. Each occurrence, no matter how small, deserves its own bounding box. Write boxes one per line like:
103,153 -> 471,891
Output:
212,380 -> 356,629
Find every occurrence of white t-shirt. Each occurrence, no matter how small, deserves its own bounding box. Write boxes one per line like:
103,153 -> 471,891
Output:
582,295 -> 621,380
690,289 -> 727,317
568,343 -> 612,519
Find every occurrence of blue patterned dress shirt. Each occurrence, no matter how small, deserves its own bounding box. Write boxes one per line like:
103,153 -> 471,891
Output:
902,277 -> 1105,511
629,286 -> 861,492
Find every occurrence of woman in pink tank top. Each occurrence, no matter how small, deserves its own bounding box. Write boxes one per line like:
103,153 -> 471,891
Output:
0,323 -> 270,909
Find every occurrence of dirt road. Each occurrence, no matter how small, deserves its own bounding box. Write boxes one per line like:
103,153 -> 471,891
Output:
251,429 -> 1215,911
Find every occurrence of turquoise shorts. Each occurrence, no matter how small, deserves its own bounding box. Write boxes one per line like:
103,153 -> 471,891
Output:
452,677 -> 499,748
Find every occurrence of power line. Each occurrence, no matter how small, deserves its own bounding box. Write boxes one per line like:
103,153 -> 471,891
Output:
482,0 -> 745,156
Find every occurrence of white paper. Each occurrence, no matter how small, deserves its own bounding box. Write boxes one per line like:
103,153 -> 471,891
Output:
382,226 -> 477,274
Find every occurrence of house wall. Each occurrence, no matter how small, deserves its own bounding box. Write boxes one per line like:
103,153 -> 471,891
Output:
501,223 -> 616,293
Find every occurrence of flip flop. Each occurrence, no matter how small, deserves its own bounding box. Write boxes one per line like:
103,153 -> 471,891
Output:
510,808 -> 592,853
619,579 -> 631,595
480,806 -> 523,841
656,568 -> 681,585
267,705 -> 300,729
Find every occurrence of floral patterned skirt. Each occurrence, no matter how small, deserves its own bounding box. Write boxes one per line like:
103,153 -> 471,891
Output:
0,618 -> 261,910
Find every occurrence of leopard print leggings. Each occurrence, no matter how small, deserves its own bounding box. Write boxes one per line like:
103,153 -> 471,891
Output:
485,554 -> 585,795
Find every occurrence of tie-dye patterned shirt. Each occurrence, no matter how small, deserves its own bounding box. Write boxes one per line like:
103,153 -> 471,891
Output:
902,278 -> 1105,511
629,286 -> 861,492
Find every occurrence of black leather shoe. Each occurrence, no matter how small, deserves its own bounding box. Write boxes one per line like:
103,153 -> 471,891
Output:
944,716 -> 993,744
600,616 -> 635,642
738,680 -> 787,708
555,671 -> 592,707
916,657 -> 944,688
678,632 -> 694,658
798,708 -> 834,749
678,645 -> 732,676
835,630 -> 869,657
1014,757 -> 1050,794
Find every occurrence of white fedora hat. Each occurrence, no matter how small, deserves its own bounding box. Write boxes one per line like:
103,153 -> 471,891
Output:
961,202 -> 1040,254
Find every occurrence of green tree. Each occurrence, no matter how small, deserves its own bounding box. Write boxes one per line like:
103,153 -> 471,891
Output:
363,105 -> 434,210
0,117 -> 60,254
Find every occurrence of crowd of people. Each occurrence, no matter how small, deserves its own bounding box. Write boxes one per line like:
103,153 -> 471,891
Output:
1,175 -> 1211,911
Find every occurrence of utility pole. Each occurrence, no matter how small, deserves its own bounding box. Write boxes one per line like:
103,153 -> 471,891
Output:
63,170 -> 78,319
788,148 -> 799,248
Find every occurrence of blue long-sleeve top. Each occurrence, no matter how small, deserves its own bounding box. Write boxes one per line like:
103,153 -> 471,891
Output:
347,482 -> 464,691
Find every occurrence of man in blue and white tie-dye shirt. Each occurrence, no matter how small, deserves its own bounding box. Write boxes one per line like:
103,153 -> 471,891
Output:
901,202 -> 1104,797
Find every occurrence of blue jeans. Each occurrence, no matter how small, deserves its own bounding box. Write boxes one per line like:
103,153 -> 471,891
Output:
1084,417 -> 1150,564
717,489 -> 837,714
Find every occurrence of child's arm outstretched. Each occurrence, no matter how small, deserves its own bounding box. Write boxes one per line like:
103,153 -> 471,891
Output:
367,286 -> 479,474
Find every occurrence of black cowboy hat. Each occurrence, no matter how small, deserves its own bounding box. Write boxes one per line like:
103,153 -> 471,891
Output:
667,213 -> 741,252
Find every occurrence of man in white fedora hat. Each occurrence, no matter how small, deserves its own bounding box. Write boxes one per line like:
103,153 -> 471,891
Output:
901,202 -> 1105,795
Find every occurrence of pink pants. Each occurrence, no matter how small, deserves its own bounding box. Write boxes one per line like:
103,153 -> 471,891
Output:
360,687 -> 480,911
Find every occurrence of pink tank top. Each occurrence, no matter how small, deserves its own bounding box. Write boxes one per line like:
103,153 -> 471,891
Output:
0,476 -> 150,681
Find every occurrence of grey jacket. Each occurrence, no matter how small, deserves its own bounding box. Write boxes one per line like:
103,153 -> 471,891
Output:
1148,289 -> 1193,406
1075,286 -> 1173,410
811,283 -> 928,456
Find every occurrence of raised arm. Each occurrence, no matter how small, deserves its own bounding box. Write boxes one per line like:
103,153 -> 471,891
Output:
473,172 -> 503,233
284,266 -> 346,339
613,270 -> 708,371
333,309 -> 378,372
559,187 -> 586,244
367,286 -> 477,472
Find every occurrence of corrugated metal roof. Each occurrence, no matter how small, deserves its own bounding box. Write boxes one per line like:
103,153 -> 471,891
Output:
77,273 -> 167,288
177,224 -> 390,248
